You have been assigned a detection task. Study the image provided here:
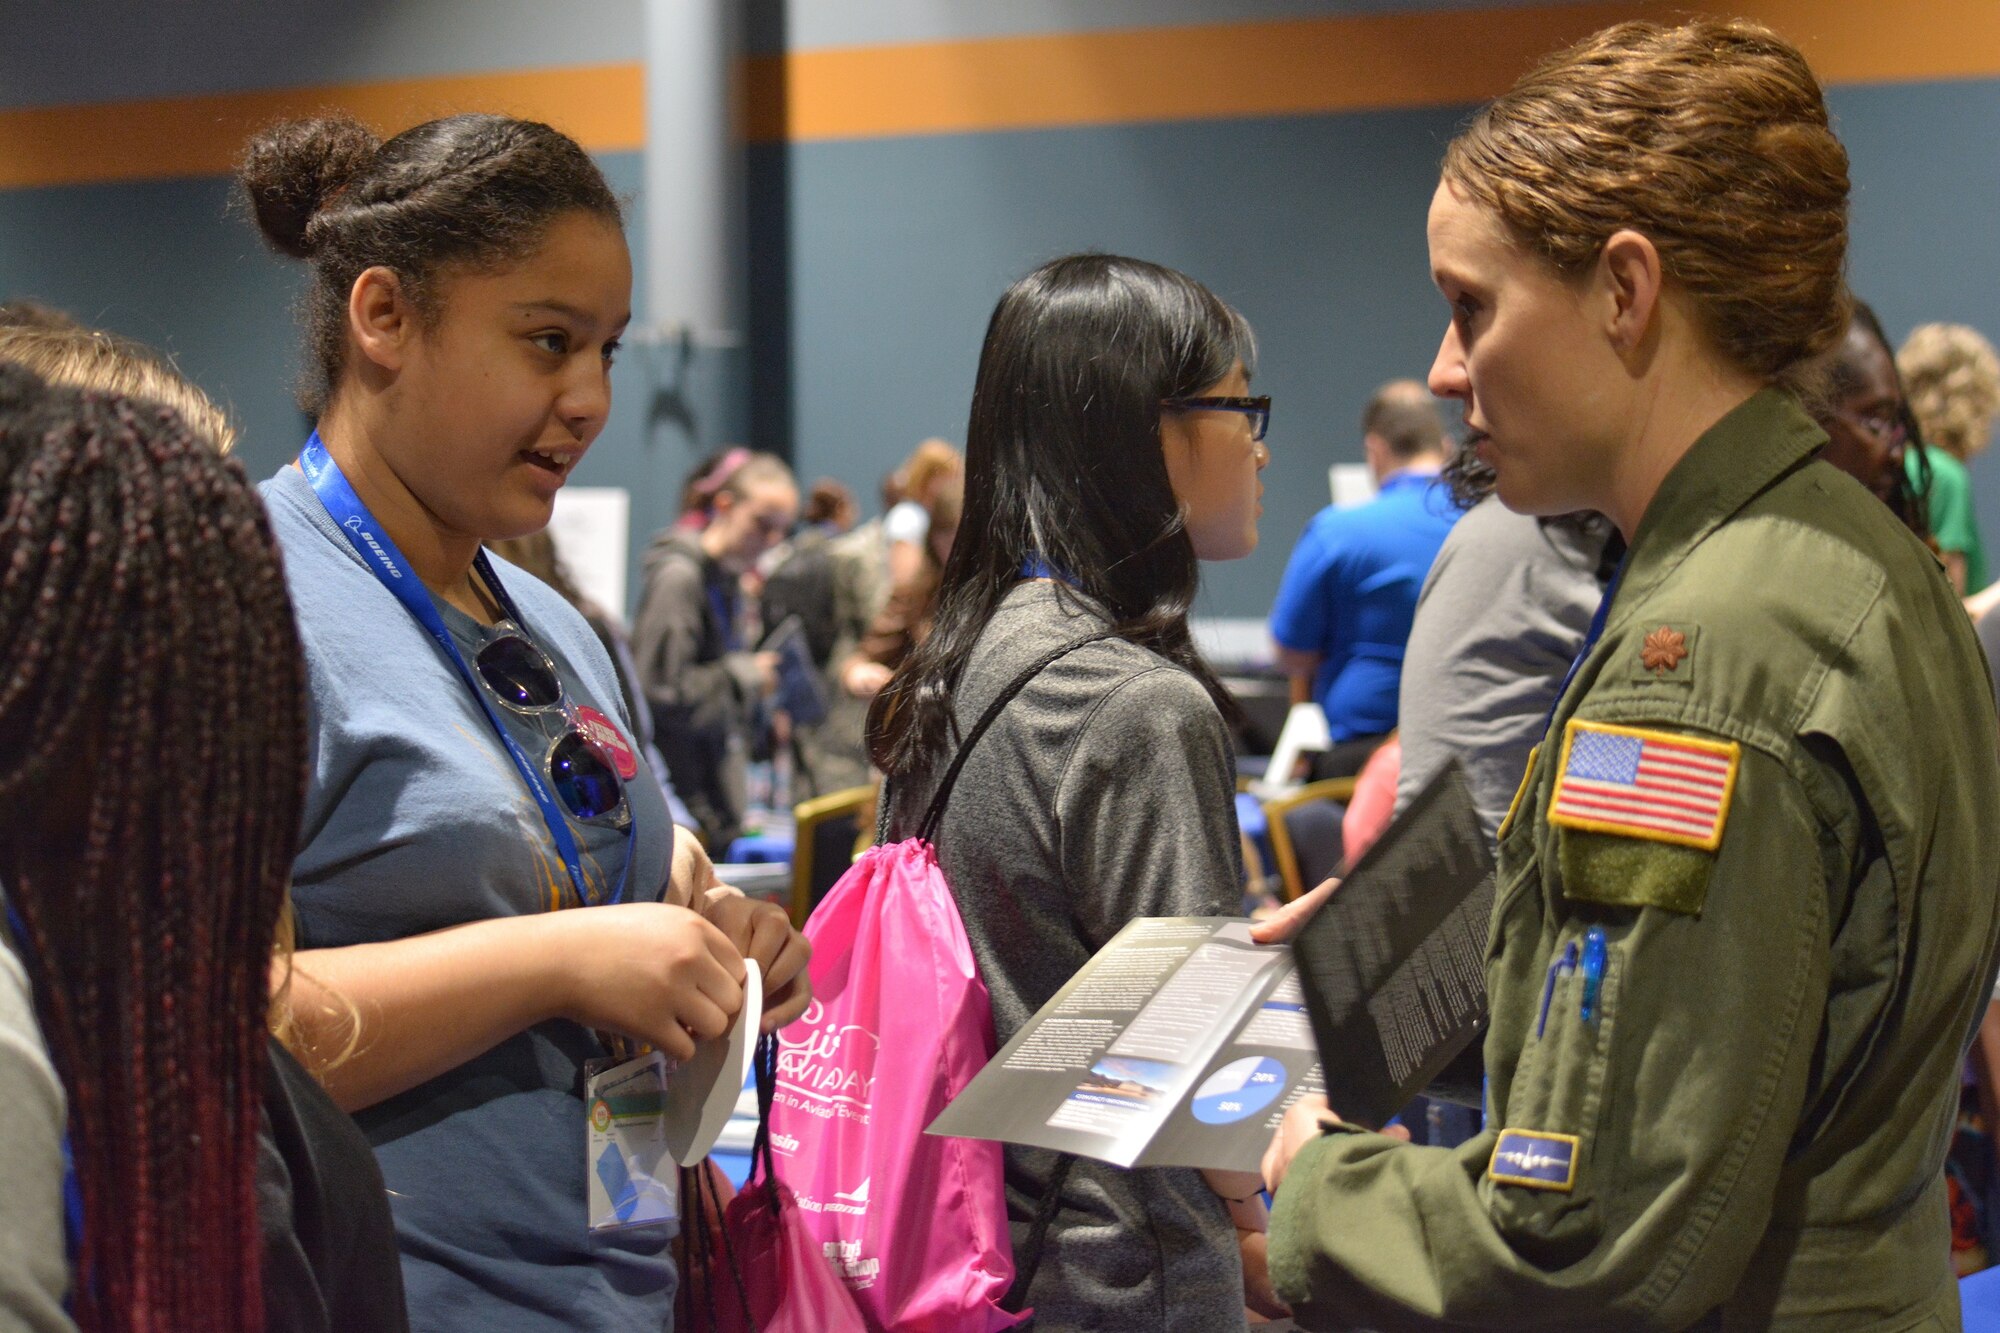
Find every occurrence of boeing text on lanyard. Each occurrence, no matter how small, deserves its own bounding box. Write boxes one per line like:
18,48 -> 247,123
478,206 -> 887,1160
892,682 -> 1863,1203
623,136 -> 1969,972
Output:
300,433 -> 631,908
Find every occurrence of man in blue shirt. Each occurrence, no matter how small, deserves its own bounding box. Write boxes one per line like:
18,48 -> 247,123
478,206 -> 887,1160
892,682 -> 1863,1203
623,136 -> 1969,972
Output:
1269,380 -> 1460,773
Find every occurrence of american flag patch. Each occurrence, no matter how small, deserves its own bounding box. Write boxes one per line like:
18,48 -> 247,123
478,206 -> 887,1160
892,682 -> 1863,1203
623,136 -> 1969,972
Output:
1549,721 -> 1739,852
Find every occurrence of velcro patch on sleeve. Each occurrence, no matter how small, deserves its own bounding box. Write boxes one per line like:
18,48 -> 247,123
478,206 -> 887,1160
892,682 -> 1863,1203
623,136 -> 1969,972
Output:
1489,1129 -> 1579,1191
1549,720 -> 1739,853
1559,827 -> 1714,915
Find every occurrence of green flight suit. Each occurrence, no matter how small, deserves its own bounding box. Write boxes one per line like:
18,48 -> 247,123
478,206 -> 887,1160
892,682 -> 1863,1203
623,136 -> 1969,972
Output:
1270,390 -> 2000,1331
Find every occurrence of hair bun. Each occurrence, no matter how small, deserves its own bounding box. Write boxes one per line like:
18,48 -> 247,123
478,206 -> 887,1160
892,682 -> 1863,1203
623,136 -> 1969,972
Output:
236,116 -> 380,259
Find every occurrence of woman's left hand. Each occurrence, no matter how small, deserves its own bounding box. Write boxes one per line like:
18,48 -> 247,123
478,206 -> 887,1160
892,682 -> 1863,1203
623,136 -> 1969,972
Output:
1262,1096 -> 1409,1195
700,891 -> 813,1031
1263,1096 -> 1342,1194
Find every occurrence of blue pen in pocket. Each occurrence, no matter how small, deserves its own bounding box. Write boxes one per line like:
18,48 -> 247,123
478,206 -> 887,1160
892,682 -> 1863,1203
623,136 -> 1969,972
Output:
1536,940 -> 1579,1038
1579,926 -> 1609,1025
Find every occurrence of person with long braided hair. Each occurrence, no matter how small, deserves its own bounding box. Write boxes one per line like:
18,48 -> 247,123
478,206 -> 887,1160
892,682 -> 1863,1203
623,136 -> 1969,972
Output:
236,112 -> 810,1329
0,361 -> 392,1329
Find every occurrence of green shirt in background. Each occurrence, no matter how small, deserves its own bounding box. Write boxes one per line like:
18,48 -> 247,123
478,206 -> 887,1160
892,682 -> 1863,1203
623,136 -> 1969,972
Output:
1271,391 -> 2000,1329
1910,445 -> 1989,592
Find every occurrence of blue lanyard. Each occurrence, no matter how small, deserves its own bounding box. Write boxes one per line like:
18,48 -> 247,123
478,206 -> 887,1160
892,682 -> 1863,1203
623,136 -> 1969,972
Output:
706,578 -> 739,653
3,901 -> 85,1293
1541,551 -> 1629,740
300,433 -> 629,907
1019,555 -> 1075,584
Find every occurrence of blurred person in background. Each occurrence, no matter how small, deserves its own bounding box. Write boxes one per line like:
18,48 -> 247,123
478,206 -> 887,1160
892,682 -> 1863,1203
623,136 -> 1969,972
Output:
1270,379 -> 1460,776
840,472 -> 963,700
1899,321 -> 2000,593
883,437 -> 963,588
632,450 -> 800,850
761,476 -> 875,798
1812,301 -> 1936,542
803,476 -> 858,535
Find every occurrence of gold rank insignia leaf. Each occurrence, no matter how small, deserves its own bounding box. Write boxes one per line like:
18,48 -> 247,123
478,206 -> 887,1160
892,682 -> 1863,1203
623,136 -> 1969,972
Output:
1640,626 -> 1689,675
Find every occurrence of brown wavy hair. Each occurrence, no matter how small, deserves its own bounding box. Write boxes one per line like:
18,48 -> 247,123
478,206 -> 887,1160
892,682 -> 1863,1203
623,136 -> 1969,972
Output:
1442,18 -> 1850,387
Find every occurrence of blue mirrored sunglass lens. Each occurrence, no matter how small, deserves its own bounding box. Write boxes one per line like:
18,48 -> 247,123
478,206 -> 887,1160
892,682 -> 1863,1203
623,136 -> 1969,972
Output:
477,636 -> 562,708
550,731 -> 623,819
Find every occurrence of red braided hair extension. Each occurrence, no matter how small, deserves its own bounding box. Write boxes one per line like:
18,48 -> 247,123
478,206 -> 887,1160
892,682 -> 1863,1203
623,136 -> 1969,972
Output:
0,363 -> 306,1331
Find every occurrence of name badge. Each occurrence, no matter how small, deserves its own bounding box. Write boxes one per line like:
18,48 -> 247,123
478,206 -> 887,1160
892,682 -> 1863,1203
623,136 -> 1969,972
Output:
585,1051 -> 678,1232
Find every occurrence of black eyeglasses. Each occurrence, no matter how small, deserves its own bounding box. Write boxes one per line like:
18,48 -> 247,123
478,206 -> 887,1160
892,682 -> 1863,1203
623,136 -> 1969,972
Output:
1163,395 -> 1271,442
1836,404 -> 1907,445
475,623 -> 631,827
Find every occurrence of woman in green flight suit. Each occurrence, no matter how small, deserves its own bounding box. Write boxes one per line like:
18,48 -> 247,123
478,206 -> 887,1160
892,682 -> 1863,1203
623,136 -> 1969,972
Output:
1258,18 -> 2000,1330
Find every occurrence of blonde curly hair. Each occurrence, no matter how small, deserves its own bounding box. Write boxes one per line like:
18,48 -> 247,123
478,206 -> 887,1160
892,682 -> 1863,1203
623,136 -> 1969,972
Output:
1898,323 -> 2000,460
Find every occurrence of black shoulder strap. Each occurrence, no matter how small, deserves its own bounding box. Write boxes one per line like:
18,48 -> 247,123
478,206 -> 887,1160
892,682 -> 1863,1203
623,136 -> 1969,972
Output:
916,629 -> 1109,1315
916,630 -> 1118,843
1002,1152 -> 1077,1315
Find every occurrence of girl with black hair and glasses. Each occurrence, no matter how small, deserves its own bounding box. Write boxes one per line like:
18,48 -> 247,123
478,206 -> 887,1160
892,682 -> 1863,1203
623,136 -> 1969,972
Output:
870,253 -> 1279,1328
237,113 -> 810,1330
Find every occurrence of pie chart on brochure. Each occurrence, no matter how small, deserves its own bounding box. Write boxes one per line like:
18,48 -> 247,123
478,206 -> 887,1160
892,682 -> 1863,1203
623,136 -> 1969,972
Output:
1189,1056 -> 1289,1125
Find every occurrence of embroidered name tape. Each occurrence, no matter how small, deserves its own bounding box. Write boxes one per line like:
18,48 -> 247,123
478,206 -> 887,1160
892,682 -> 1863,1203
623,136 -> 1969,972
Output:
1550,720 -> 1739,852
1489,1129 -> 1579,1191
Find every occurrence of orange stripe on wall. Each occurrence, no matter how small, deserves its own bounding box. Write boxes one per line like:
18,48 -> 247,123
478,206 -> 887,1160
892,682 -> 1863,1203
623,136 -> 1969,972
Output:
746,0 -> 2000,142
0,63 -> 644,190
6,1 -> 2000,187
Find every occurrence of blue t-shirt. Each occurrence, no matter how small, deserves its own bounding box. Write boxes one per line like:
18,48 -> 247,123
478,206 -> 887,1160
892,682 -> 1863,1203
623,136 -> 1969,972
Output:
1268,470 -> 1461,740
262,464 -> 679,1332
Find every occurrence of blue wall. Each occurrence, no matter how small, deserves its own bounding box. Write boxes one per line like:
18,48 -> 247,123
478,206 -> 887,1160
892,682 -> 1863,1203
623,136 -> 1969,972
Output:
1839,79 -> 2000,345
779,107 -> 1467,617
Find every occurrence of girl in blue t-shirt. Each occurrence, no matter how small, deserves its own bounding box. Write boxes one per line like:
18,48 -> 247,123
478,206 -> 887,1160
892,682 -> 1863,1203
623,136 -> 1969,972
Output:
237,112 -> 810,1330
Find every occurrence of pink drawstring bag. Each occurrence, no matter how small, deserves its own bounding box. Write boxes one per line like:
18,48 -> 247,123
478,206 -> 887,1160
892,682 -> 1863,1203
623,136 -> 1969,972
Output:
770,634 -> 1109,1332
681,1040 -> 869,1333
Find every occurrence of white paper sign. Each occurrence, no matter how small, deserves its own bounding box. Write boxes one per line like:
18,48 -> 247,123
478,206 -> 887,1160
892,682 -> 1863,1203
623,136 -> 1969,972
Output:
548,486 -> 632,617
1330,464 -> 1377,509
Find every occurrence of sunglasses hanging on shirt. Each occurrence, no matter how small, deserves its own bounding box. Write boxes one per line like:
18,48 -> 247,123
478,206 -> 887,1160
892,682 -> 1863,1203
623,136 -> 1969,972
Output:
473,625 -> 632,827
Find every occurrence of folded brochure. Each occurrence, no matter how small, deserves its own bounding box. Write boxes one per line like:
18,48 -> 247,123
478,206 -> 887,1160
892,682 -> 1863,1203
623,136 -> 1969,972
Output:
928,917 -> 1319,1172
926,762 -> 1493,1169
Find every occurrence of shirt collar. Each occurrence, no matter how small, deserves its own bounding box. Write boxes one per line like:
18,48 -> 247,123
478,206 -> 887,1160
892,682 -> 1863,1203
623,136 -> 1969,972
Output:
1614,388 -> 1826,614
1378,465 -> 1442,491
